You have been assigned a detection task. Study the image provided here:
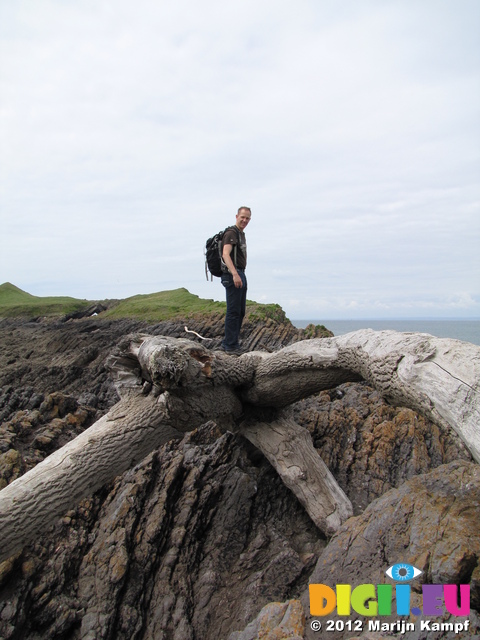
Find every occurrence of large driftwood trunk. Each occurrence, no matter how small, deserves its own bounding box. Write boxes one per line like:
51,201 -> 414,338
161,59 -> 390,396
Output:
0,330 -> 478,563
336,331 -> 480,462
243,331 -> 480,462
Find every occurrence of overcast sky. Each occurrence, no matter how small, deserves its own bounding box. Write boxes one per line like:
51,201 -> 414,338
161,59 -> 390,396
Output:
1,0 -> 479,319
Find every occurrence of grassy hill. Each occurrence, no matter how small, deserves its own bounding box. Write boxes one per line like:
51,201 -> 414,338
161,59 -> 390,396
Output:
0,283 -> 289,324
0,283 -> 90,318
102,288 -> 227,322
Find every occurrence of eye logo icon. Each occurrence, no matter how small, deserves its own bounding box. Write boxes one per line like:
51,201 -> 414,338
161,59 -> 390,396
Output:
386,563 -> 423,582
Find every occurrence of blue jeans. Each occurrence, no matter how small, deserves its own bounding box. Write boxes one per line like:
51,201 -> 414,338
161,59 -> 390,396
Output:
221,270 -> 247,350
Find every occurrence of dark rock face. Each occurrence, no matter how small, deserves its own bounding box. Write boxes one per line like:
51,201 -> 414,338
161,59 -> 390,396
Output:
0,423 -> 323,639
293,383 -> 472,514
0,316 -> 477,639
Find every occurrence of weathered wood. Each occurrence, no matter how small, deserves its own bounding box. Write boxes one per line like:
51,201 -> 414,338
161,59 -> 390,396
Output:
1,330 -> 478,563
0,394 -> 183,562
336,331 -> 480,463
243,331 -> 480,463
241,340 -> 361,406
240,412 -> 353,535
0,338 -> 245,563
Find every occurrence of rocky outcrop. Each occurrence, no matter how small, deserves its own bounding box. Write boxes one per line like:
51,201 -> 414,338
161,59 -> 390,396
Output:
0,314 -> 329,419
0,392 -> 96,489
0,422 -> 324,640
0,388 -> 472,639
302,459 -> 480,639
228,599 -> 305,639
0,317 -> 478,640
293,382 -> 472,513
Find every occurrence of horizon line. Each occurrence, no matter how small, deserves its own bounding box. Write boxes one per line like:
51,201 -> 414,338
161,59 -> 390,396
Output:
290,317 -> 480,321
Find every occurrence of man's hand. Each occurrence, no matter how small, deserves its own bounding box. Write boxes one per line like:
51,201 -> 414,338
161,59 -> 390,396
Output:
232,273 -> 243,288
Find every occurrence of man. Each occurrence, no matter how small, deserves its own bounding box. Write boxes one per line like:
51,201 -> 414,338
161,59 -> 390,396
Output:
221,206 -> 251,353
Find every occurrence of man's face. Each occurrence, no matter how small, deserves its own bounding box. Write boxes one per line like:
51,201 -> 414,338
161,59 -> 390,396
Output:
236,209 -> 251,230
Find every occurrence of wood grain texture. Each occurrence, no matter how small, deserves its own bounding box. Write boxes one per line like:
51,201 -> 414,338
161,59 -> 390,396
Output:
1,330 -> 478,562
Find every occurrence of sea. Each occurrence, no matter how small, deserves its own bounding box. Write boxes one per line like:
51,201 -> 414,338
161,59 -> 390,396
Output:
291,319 -> 480,347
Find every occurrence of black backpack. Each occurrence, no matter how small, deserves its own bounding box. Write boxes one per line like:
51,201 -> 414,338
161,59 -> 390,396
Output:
205,226 -> 240,280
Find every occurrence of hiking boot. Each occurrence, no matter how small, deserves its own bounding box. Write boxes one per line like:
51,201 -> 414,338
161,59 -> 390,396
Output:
220,344 -> 245,355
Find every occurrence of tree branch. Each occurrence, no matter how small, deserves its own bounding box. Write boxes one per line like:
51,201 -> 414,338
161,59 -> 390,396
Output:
239,411 -> 353,535
1,330 -> 478,563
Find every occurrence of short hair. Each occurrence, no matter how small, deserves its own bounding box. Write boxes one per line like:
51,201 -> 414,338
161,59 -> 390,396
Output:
238,206 -> 251,215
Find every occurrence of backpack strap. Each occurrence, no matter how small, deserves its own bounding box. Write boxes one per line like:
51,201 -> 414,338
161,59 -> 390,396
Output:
233,226 -> 240,268
222,226 -> 241,270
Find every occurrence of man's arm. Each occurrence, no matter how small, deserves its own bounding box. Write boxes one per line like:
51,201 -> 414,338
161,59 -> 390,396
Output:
222,243 -> 243,288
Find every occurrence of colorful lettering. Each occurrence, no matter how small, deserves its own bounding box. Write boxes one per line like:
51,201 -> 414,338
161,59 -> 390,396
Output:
309,581 -> 470,617
444,584 -> 470,616
395,583 -> 410,615
351,584 -> 377,616
336,584 -> 351,615
422,585 -> 444,616
309,584 -> 336,616
377,584 -> 392,615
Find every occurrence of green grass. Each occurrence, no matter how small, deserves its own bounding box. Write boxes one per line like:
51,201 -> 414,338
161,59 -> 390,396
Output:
246,302 -> 288,324
102,288 -> 227,322
0,282 -> 90,318
0,283 -> 292,325
303,323 -> 333,338
103,288 -> 291,324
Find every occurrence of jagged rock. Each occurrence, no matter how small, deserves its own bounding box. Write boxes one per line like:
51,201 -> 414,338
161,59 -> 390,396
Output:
0,393 -> 96,489
0,423 -> 324,640
293,382 -> 472,513
228,599 -> 305,639
63,303 -> 108,320
0,314 -> 323,419
302,460 -> 480,640
0,317 -> 478,639
0,386 -> 474,639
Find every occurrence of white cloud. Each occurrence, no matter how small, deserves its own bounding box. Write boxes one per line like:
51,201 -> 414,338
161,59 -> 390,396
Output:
1,0 -> 479,318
